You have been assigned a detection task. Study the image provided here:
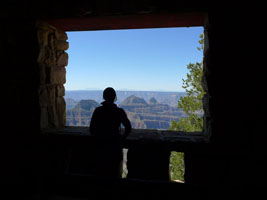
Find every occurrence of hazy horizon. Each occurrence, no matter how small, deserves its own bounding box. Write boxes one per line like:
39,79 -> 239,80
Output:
65,89 -> 186,108
65,88 -> 187,92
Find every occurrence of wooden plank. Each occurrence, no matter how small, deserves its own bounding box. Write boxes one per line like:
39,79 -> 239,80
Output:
46,12 -> 206,31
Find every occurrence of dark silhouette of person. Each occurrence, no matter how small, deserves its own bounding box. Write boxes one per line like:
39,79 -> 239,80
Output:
90,87 -> 131,178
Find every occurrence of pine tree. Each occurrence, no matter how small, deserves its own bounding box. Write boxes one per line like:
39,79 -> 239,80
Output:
170,33 -> 204,132
169,33 -> 204,182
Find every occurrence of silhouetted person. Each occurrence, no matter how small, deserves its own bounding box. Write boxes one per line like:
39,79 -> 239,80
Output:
90,87 -> 131,178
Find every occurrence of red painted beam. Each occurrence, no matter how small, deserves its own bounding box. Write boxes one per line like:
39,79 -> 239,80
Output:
47,12 -> 206,32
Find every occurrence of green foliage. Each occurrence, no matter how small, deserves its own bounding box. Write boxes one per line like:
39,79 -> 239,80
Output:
169,152 -> 184,181
170,113 -> 203,132
169,33 -> 204,181
170,61 -> 204,132
197,33 -> 204,51
170,33 -> 204,132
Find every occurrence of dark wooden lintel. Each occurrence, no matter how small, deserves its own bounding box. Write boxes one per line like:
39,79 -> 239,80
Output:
46,12 -> 206,32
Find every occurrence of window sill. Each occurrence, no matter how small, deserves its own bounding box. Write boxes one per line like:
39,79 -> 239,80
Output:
41,126 -> 208,151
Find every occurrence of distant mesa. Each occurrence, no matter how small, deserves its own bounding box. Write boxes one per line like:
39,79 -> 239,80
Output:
65,90 -> 186,107
121,95 -> 148,105
149,97 -> 157,104
65,98 -> 78,109
73,99 -> 100,111
65,92 -> 188,129
66,99 -> 100,126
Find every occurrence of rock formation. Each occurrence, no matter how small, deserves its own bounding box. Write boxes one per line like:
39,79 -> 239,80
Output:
66,96 -> 187,129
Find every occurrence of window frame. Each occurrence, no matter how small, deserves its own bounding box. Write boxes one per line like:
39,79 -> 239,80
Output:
42,12 -> 211,145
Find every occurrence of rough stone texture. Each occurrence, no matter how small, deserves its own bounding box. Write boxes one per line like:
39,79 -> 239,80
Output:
37,47 -> 56,65
37,21 -> 68,129
40,106 -> 49,129
57,51 -> 68,66
47,104 -> 59,127
57,85 -> 65,97
55,29 -> 68,41
39,64 -> 47,85
37,29 -> 50,47
55,40 -> 69,51
202,17 -> 212,139
42,126 -> 206,149
56,96 -> 66,126
50,66 -> 66,84
41,127 -> 205,181
39,86 -> 49,106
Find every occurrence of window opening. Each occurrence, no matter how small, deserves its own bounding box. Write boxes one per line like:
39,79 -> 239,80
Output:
65,27 -> 204,130
64,27 -> 204,182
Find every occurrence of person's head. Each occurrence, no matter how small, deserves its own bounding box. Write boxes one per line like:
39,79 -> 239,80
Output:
103,87 -> 117,102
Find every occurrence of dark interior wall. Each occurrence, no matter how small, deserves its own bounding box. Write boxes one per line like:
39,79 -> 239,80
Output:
0,19 -> 40,184
2,19 -> 40,132
0,0 -> 266,195
185,8 -> 266,188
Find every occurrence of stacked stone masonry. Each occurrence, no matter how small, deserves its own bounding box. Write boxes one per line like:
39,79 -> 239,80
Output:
202,17 -> 212,139
37,21 -> 69,129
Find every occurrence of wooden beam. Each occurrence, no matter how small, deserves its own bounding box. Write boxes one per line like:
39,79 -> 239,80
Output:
46,12 -> 206,32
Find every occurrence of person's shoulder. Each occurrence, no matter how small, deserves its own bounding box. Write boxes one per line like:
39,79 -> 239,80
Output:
96,105 -> 103,109
94,105 -> 103,112
117,107 -> 126,114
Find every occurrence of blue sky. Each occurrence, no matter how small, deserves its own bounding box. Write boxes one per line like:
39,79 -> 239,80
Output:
65,27 -> 203,92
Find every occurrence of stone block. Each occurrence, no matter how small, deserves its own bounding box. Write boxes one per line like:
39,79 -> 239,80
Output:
37,48 -> 46,63
50,66 -> 66,84
47,104 -> 59,127
37,24 -> 57,49
40,87 -> 64,128
55,29 -> 68,41
202,94 -> 211,117
47,51 -> 57,66
39,64 -> 47,85
55,40 -> 69,51
39,87 -> 49,106
56,97 -> 66,126
47,86 -> 56,104
38,47 -> 57,66
57,52 -> 68,66
37,29 -> 50,48
40,106 -> 49,130
48,33 -> 55,50
57,85 -> 65,97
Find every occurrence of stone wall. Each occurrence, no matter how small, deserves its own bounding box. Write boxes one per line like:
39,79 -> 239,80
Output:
37,21 -> 69,129
202,16 -> 213,139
